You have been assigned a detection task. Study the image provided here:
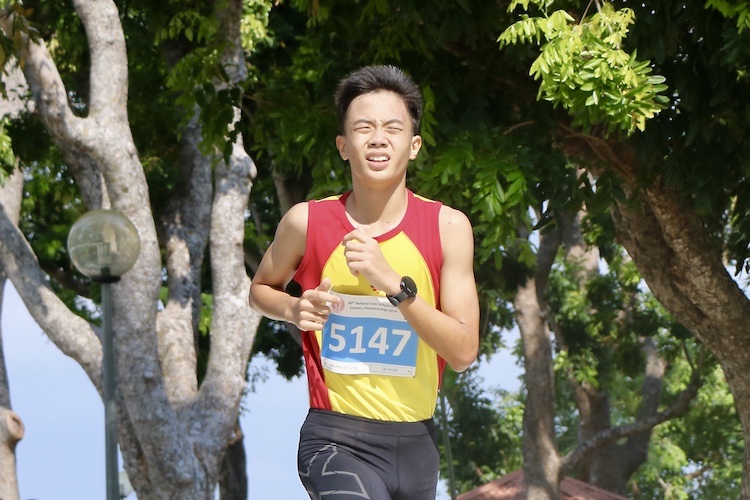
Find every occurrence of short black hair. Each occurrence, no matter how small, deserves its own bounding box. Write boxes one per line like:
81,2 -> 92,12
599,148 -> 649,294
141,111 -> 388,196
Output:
334,65 -> 423,135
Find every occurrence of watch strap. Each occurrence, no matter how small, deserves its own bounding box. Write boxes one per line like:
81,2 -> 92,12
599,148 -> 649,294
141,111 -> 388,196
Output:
387,290 -> 410,306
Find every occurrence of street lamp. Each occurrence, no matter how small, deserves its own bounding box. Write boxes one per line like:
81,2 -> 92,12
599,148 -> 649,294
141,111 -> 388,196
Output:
67,209 -> 140,500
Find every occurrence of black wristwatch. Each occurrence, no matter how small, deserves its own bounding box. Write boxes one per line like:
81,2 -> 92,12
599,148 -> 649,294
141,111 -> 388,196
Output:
387,276 -> 418,306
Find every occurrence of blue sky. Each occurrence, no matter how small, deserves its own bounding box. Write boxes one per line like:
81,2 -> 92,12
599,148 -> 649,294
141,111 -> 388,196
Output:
2,284 -> 521,499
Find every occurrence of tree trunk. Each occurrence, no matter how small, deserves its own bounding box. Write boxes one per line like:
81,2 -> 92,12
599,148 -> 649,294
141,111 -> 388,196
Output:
219,422 -> 247,500
574,338 -> 664,495
0,407 -> 24,500
0,1 -> 262,498
612,184 -> 750,499
561,205 -> 662,495
0,157 -> 24,500
516,226 -> 562,499
0,275 -> 24,500
558,130 -> 750,497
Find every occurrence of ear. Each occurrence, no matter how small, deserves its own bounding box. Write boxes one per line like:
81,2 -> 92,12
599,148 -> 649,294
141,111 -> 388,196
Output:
409,135 -> 422,160
335,135 -> 348,161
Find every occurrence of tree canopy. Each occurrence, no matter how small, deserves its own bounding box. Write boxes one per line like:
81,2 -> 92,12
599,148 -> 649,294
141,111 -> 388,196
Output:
1,0 -> 750,499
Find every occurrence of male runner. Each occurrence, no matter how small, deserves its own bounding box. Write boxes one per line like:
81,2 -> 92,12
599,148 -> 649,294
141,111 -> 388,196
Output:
248,65 -> 479,499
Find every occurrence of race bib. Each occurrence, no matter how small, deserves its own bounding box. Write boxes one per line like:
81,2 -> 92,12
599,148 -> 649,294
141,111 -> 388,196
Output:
321,293 -> 418,377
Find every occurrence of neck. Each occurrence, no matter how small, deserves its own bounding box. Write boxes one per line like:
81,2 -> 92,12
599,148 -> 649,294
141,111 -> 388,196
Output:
346,180 -> 408,233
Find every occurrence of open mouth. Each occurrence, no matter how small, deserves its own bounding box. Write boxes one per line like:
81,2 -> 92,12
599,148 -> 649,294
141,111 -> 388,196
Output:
366,154 -> 390,169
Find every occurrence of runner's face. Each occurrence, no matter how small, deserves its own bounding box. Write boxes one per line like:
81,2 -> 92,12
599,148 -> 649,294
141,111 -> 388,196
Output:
336,91 -> 422,187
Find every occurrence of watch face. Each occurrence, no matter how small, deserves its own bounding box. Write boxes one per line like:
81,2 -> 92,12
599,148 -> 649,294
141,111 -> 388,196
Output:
387,276 -> 418,306
401,276 -> 417,297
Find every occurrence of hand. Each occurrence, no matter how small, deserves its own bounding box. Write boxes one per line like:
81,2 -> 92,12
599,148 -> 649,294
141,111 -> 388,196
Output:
291,278 -> 343,331
342,227 -> 400,295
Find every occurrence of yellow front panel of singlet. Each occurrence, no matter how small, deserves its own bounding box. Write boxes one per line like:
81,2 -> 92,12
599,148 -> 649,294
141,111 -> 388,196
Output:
316,232 -> 439,422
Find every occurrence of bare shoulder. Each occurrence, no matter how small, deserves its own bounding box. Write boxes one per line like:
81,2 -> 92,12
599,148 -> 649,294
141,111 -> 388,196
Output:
269,201 -> 310,262
438,204 -> 473,237
279,201 -> 310,237
438,204 -> 474,259
253,201 -> 310,287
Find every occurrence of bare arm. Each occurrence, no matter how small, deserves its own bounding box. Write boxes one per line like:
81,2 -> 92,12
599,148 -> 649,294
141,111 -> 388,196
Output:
401,206 -> 479,371
248,202 -> 341,331
342,206 -> 479,371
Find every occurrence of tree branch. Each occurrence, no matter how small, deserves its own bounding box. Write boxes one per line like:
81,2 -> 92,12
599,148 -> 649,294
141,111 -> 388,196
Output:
0,11 -> 84,145
71,0 -> 128,116
560,373 -> 703,476
197,0 -> 261,452
0,181 -> 102,389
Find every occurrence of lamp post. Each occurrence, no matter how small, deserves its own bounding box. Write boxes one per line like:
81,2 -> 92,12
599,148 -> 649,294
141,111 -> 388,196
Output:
67,209 -> 140,500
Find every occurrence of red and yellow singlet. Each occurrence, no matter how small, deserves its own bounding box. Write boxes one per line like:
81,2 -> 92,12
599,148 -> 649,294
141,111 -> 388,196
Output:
293,190 -> 446,422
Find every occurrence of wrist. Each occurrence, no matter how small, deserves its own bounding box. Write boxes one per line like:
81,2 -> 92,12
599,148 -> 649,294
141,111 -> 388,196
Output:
384,276 -> 402,297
